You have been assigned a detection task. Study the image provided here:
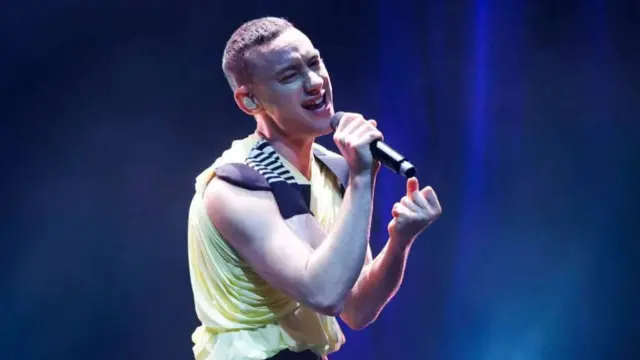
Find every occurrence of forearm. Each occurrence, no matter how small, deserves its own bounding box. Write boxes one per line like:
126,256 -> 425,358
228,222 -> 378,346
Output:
342,237 -> 411,329
304,174 -> 374,310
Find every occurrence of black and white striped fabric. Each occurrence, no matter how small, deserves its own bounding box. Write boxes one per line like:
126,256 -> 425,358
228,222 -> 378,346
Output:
214,138 -> 349,220
246,140 -> 297,185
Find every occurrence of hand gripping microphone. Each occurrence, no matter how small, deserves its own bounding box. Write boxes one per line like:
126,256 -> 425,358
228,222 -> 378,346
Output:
330,111 -> 417,178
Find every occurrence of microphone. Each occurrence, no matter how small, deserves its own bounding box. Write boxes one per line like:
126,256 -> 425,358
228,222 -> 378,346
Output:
330,111 -> 417,178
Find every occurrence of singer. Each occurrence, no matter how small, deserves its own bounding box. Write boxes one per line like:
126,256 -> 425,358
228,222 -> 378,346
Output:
187,17 -> 442,360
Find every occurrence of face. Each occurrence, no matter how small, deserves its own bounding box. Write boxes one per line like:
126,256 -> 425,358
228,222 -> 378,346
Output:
242,28 -> 334,138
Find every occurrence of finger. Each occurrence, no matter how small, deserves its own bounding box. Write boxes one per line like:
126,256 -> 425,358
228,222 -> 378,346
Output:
410,189 -> 430,210
391,203 -> 399,217
391,203 -> 413,218
341,114 -> 365,135
368,120 -> 383,141
421,186 -> 441,209
353,128 -> 383,147
334,115 -> 364,147
406,177 -> 419,196
351,119 -> 376,138
335,112 -> 356,133
333,114 -> 350,145
400,195 -> 420,212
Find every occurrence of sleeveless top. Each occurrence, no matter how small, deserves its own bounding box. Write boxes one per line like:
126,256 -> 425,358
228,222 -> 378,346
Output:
187,133 -> 351,360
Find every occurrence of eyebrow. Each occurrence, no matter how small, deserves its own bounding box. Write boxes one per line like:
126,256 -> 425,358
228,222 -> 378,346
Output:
274,50 -> 321,76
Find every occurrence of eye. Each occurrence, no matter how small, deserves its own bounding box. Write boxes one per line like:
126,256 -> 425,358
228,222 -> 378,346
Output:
308,57 -> 322,68
280,72 -> 298,83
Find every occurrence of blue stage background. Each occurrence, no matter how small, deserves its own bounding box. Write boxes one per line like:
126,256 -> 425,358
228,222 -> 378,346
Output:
1,0 -> 637,359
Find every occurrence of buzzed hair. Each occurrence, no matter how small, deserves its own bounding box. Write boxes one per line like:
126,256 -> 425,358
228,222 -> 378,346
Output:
222,17 -> 294,90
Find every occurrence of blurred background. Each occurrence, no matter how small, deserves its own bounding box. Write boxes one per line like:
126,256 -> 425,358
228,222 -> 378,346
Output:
1,0 -> 638,359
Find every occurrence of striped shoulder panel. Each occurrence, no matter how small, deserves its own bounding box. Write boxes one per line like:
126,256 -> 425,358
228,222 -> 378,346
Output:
214,163 -> 271,191
245,139 -> 311,219
245,139 -> 297,185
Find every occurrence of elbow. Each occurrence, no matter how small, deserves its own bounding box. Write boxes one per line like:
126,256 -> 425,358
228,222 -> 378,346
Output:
346,322 -> 369,331
308,292 -> 347,317
342,312 -> 376,331
315,299 -> 346,317
299,271 -> 350,316
346,318 -> 373,331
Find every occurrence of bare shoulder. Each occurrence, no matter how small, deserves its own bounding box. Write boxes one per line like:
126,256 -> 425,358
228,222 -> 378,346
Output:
203,176 -> 279,247
202,176 -> 316,304
204,176 -> 276,215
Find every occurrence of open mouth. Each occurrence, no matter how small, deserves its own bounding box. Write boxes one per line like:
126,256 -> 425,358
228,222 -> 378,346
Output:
301,93 -> 328,112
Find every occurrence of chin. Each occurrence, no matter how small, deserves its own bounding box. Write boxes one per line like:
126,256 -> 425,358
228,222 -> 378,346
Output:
307,116 -> 334,136
315,124 -> 333,136
296,126 -> 330,139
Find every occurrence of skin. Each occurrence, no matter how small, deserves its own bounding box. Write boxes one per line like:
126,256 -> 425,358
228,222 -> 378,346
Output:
205,27 -> 442,329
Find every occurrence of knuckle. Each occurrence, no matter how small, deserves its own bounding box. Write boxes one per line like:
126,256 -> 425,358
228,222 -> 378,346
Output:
368,130 -> 381,139
345,136 -> 357,148
338,115 -> 353,128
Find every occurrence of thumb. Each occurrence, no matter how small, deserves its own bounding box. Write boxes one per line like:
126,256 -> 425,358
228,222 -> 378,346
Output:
406,177 -> 419,195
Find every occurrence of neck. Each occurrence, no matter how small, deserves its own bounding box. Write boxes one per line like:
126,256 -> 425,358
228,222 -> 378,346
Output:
255,121 -> 315,180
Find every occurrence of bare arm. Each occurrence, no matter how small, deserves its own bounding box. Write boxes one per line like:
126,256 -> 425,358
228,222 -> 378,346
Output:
204,171 -> 373,316
339,239 -> 409,329
340,177 -> 442,329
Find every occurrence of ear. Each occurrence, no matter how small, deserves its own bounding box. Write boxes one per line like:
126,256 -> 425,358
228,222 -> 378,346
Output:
234,86 -> 262,115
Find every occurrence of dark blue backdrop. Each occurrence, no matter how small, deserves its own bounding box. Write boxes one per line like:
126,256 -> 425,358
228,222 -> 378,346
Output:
2,0 -> 638,359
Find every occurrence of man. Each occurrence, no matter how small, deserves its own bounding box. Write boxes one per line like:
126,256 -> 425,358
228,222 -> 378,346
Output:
187,16 -> 442,360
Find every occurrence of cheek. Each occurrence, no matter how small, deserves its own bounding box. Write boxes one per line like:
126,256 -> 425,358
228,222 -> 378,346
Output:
267,86 -> 301,110
319,66 -> 331,83
321,74 -> 332,92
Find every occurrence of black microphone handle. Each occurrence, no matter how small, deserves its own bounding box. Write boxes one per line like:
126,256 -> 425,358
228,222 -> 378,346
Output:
371,140 -> 416,178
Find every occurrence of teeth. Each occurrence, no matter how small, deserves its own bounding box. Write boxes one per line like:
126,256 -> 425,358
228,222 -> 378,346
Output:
304,96 -> 324,107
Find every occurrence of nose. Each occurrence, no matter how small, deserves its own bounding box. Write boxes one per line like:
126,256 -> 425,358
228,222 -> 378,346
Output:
304,70 -> 323,95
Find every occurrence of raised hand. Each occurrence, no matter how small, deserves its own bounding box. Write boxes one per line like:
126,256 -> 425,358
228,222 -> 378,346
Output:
388,177 -> 442,249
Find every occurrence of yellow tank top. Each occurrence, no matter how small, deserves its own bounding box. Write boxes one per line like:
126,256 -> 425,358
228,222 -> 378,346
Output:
187,134 -> 346,359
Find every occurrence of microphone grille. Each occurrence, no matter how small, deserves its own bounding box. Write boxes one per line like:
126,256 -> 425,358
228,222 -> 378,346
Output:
330,111 -> 345,130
